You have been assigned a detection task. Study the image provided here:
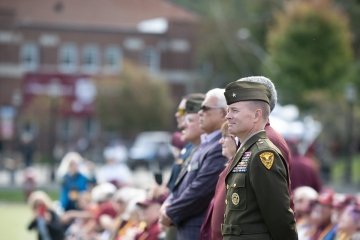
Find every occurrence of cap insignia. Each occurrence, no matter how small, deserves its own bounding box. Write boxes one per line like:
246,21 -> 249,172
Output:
232,92 -> 236,98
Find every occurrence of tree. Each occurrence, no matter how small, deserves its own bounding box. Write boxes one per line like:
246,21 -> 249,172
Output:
96,61 -> 174,138
172,0 -> 284,89
334,0 -> 360,60
266,0 -> 353,107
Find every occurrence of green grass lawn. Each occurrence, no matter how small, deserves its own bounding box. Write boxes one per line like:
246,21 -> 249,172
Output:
0,188 -> 59,240
0,203 -> 37,240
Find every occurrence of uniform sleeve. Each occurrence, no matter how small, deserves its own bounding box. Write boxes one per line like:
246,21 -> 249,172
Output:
166,146 -> 226,225
249,150 -> 298,240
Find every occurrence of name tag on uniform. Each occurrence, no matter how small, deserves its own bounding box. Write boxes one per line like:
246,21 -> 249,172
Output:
188,161 -> 199,171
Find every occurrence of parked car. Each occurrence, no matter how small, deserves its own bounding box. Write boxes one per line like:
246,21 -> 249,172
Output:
127,131 -> 174,170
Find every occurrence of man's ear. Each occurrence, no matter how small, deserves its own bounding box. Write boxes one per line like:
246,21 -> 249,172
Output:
254,109 -> 262,122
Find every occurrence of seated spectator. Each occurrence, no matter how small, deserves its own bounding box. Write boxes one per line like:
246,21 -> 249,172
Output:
135,195 -> 166,240
92,182 -> 118,227
309,190 -> 337,240
97,187 -> 145,238
336,204 -> 360,239
293,186 -> 318,240
61,191 -> 96,239
77,182 -> 117,239
27,190 -> 65,240
332,193 -> 356,223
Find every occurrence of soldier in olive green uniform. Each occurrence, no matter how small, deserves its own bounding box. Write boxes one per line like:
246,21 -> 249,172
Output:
221,81 -> 298,240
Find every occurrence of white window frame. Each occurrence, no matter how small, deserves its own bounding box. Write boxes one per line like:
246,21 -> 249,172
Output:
58,43 -> 78,73
142,47 -> 160,73
20,43 -> 39,71
104,45 -> 123,73
82,44 -> 100,73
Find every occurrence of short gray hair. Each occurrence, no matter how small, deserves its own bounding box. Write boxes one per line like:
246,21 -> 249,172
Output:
237,76 -> 277,111
205,88 -> 227,109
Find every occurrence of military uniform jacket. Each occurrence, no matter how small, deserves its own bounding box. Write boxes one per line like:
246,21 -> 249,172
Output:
222,131 -> 298,240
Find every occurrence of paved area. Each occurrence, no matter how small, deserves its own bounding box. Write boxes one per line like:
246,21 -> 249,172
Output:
0,164 -> 171,190
0,164 -> 50,188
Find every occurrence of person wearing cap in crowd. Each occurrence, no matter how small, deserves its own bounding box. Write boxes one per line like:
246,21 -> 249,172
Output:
293,186 -> 319,240
135,195 -> 167,240
77,182 -> 117,238
222,80 -> 298,239
200,76 -> 294,240
159,93 -> 205,240
335,204 -> 360,239
110,187 -> 147,240
308,190 -> 337,240
166,94 -> 205,193
332,193 -> 356,224
149,94 -> 203,240
160,89 -> 227,240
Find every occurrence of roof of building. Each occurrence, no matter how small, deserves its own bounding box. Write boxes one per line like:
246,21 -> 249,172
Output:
0,0 -> 198,31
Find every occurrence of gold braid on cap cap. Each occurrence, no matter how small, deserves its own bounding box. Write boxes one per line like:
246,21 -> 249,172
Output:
224,81 -> 271,105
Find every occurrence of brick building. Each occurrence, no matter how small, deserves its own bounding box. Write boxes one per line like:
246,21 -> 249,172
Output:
0,0 -> 199,159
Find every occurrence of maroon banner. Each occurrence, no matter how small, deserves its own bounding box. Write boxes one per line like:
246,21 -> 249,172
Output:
22,73 -> 96,117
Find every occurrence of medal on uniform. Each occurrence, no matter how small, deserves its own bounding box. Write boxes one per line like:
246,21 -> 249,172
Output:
260,152 -> 274,170
232,193 -> 240,205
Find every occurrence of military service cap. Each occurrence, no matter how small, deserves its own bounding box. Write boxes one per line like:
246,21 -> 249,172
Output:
185,93 -> 205,113
236,76 -> 277,111
224,81 -> 271,105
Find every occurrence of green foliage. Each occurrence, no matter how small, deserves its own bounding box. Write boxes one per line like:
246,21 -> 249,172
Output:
96,62 -> 174,137
331,155 -> 360,185
335,0 -> 360,59
266,0 -> 353,107
173,0 -> 284,88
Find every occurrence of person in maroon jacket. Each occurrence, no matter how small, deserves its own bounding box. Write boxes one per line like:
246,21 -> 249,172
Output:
200,76 -> 293,240
288,138 -> 322,192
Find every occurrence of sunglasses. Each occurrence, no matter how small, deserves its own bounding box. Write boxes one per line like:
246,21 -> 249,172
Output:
200,105 -> 223,112
176,108 -> 186,116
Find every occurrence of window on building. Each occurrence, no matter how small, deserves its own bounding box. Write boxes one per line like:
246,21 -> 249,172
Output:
59,43 -> 78,73
104,46 -> 122,73
82,44 -> 99,73
20,43 -> 39,71
142,47 -> 160,73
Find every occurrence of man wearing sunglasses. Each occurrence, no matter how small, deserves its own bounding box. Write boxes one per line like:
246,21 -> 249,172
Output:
161,89 -> 227,240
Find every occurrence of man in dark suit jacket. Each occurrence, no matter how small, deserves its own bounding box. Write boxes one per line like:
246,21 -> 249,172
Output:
160,88 -> 227,240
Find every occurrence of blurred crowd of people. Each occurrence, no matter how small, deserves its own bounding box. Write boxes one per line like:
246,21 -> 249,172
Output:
25,76 -> 360,240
